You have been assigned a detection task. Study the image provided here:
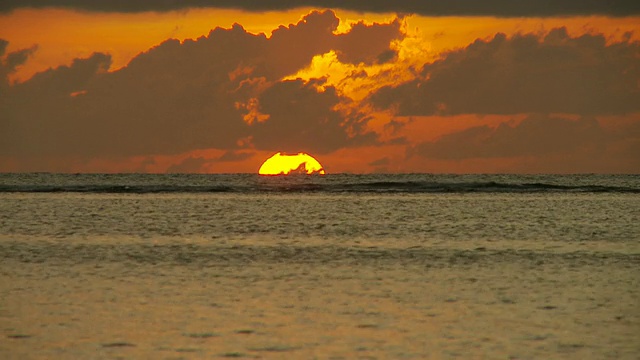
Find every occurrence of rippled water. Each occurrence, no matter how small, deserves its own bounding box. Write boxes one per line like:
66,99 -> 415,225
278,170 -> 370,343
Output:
2,192 -> 639,244
1,174 -> 639,359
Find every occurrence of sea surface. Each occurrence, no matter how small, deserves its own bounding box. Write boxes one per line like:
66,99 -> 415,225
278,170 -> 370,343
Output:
1,173 -> 639,359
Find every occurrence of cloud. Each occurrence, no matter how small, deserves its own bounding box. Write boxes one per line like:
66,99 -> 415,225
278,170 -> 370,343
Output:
371,28 -> 640,116
1,40 -> 37,88
12,51 -> 111,93
0,11 -> 394,161
410,113 -> 640,172
334,19 -> 403,65
263,11 -> 403,73
2,52 -> 113,157
250,78 -> 378,154
2,1 -> 638,16
217,150 -> 254,162
166,156 -> 210,173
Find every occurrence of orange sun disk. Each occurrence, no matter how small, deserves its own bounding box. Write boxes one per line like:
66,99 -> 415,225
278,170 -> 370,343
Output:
258,152 -> 326,175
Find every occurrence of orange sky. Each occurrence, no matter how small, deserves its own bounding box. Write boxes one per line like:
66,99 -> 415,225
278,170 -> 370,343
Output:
3,9 -> 639,83
1,7 -> 639,173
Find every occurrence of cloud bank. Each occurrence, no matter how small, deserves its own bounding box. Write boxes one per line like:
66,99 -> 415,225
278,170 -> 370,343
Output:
412,115 -> 604,159
410,114 -> 640,172
371,28 -> 640,116
1,9 -> 638,173
1,11 -> 398,160
2,0 -> 639,16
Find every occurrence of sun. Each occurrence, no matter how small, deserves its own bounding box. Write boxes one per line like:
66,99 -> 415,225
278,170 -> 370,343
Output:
258,152 -> 326,175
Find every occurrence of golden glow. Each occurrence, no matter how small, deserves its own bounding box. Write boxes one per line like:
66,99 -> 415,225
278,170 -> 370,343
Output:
258,152 -> 326,175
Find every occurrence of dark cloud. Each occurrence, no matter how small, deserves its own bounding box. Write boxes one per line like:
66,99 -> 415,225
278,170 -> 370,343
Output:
263,11 -> 403,71
2,52 -> 113,157
410,115 -> 640,169
0,11 -> 392,161
1,40 -> 37,89
371,28 -> 640,116
334,19 -> 402,65
14,52 -> 110,94
4,46 -> 37,70
1,0 -> 638,16
250,79 -> 377,154
263,10 -> 338,78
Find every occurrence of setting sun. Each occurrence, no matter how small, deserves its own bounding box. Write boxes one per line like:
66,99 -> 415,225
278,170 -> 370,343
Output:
258,152 -> 326,175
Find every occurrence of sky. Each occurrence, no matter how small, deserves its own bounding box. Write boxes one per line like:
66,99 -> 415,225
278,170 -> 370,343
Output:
1,1 -> 639,173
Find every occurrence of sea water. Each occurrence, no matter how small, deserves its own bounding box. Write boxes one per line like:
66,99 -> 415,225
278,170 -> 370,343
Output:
1,174 -> 639,359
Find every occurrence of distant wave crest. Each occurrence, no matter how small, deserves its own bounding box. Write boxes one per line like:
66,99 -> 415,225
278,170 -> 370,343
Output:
1,178 -> 638,194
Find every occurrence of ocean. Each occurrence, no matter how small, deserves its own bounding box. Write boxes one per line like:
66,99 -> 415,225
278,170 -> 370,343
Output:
1,173 -> 639,359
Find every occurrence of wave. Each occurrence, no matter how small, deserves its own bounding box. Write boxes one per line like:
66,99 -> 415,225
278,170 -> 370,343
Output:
0,185 -> 236,193
339,180 -> 640,193
4,242 -> 637,267
1,180 -> 638,194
